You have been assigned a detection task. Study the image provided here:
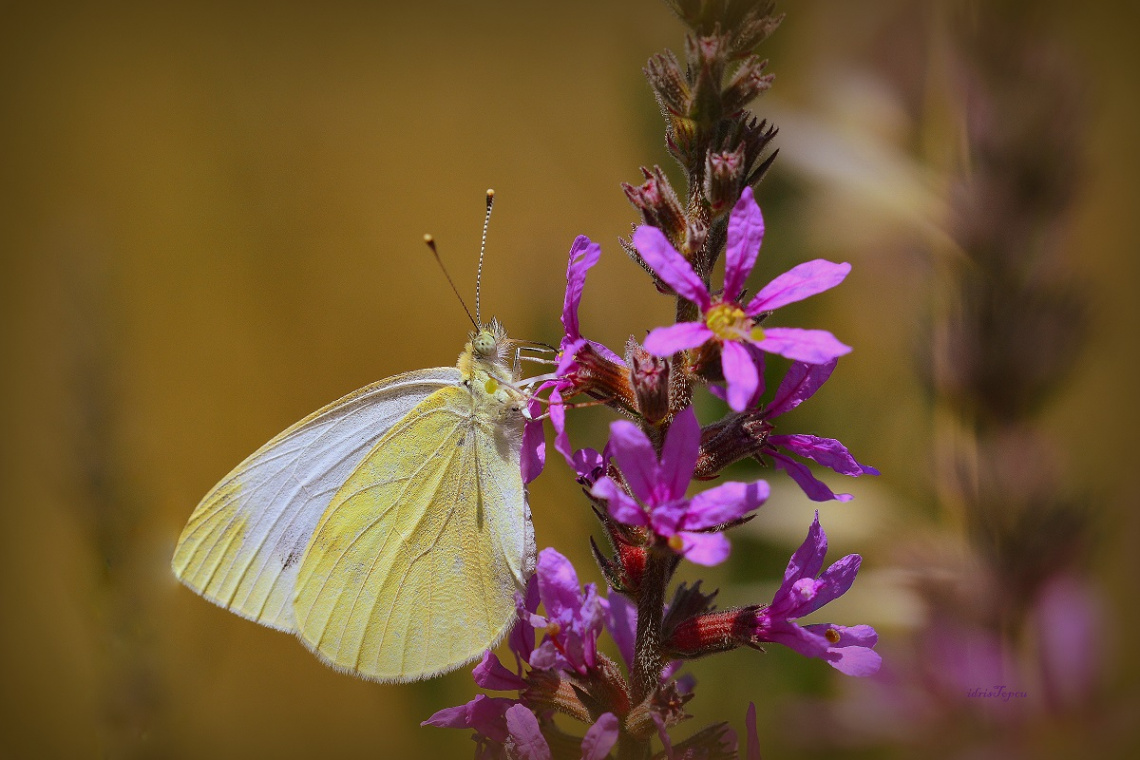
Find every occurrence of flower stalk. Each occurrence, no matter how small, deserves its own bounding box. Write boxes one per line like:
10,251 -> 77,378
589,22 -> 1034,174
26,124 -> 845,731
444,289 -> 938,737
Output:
426,3 -> 880,757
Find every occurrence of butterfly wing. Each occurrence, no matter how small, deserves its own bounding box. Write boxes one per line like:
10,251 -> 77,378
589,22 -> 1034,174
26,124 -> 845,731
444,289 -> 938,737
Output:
293,384 -> 533,682
171,368 -> 462,632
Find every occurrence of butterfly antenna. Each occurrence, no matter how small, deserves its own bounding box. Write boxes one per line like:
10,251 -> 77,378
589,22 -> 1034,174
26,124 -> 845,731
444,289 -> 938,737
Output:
424,234 -> 478,330
476,188 -> 494,326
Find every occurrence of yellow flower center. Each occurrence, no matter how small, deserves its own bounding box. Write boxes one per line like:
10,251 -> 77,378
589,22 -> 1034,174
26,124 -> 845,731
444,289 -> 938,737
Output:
705,302 -> 763,343
667,534 -> 685,552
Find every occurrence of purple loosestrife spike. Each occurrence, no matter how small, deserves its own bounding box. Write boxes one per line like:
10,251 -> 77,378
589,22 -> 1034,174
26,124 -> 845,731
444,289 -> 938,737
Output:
590,406 -> 769,565
637,187 -> 852,411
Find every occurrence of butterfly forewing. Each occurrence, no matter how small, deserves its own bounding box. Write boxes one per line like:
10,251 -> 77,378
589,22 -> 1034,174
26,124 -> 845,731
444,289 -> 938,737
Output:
171,368 -> 461,632
293,381 -> 531,683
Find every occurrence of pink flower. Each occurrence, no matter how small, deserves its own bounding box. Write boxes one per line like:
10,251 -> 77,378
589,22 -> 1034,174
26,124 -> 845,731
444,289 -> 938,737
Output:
749,512 -> 880,676
591,407 -> 770,565
635,186 -> 851,411
524,548 -> 607,674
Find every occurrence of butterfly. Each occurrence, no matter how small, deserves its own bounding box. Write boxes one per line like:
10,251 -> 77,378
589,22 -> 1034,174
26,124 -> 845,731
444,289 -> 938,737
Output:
172,192 -> 540,682
171,318 -> 535,682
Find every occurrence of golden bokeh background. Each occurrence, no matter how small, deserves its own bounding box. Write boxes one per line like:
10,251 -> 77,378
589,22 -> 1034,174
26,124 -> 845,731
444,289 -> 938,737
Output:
2,1 -> 1137,757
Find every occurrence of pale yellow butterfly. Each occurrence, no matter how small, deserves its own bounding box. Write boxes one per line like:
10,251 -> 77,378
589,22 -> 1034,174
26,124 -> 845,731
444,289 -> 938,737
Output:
172,194 -> 537,682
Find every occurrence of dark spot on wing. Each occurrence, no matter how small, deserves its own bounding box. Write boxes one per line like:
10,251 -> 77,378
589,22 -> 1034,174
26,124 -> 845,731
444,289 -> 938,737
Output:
282,550 -> 299,569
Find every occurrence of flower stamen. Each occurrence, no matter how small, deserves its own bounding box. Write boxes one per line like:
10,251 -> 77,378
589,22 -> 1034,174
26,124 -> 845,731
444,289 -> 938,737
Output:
705,302 -> 752,342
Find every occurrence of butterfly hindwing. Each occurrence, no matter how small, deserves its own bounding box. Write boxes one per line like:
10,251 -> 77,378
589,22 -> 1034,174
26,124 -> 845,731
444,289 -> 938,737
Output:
171,368 -> 461,632
293,383 -> 532,682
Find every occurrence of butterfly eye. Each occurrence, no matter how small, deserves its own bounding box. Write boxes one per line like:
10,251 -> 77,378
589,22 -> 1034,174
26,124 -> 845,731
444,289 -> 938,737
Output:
473,331 -> 497,357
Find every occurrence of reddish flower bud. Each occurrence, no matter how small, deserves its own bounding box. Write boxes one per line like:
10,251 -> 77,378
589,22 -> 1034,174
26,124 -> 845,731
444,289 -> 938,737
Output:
623,166 -> 687,244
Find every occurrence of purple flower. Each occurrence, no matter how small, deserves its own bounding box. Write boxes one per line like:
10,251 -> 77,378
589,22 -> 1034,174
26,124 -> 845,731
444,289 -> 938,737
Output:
422,693 -> 516,751
591,406 -> 770,565
545,236 -> 626,465
525,548 -> 607,674
635,186 -> 851,411
504,704 -> 552,760
580,713 -> 620,760
759,359 -> 879,501
749,512 -> 880,676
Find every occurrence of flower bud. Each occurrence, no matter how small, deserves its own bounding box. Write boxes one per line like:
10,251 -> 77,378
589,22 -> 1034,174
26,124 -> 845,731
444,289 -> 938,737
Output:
565,342 -> 637,414
628,342 -> 671,424
645,50 -> 689,116
694,411 -> 770,480
662,607 -> 759,659
625,681 -> 691,742
685,34 -> 726,125
722,55 -> 774,116
622,166 -> 687,244
703,143 -> 746,215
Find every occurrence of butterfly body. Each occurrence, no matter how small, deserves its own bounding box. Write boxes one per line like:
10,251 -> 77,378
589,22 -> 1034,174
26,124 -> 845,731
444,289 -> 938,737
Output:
172,319 -> 535,682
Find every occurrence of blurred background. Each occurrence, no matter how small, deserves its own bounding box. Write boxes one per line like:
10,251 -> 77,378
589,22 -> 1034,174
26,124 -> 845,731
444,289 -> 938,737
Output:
2,0 -> 1137,757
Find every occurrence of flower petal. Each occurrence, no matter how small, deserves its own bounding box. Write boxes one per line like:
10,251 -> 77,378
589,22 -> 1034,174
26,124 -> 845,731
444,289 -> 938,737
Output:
421,703 -> 471,730
632,225 -> 711,310
548,387 -> 573,466
724,186 -> 765,299
825,645 -> 883,677
556,337 -> 588,377
603,592 -> 637,670
781,511 -> 827,588
505,704 -> 552,760
745,702 -> 761,760
803,624 -> 882,676
755,327 -> 852,364
581,713 -> 620,760
678,531 -> 732,566
769,450 -> 853,502
643,321 -> 715,357
722,339 -> 762,411
796,554 -> 861,617
683,479 -> 770,530
652,712 -> 674,760
536,548 -> 582,617
473,651 -> 528,691
570,446 -> 606,485
606,420 -> 661,504
659,406 -> 700,501
509,575 -> 540,665
769,434 -> 879,477
746,259 -> 851,314
767,360 -> 836,418
587,338 -> 626,367
422,694 -> 514,743
592,477 -> 649,527
521,405 -> 546,484
562,236 -> 602,341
